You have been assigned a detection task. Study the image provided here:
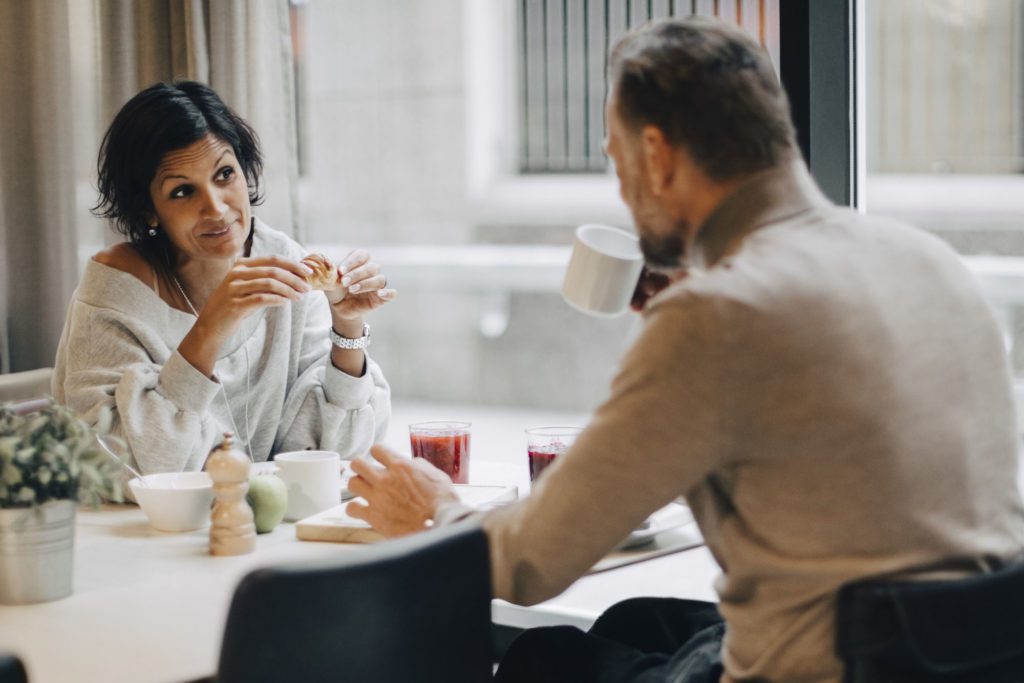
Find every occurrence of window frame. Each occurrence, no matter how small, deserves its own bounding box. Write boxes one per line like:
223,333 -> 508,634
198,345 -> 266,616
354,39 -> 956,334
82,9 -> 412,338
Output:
464,0 -> 629,228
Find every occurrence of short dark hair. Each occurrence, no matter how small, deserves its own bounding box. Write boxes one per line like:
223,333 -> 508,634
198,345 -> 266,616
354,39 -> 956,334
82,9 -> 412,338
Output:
92,81 -> 263,266
609,16 -> 796,180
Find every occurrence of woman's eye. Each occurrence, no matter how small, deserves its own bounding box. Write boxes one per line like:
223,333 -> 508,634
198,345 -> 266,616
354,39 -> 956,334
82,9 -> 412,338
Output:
169,185 -> 192,200
217,166 -> 235,181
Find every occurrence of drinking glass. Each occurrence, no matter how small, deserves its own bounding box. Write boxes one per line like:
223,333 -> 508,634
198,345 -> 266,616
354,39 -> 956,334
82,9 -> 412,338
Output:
525,426 -> 582,482
409,421 -> 472,484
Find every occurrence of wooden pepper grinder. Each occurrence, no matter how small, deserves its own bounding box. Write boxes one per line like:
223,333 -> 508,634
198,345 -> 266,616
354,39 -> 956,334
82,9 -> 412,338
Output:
207,432 -> 256,556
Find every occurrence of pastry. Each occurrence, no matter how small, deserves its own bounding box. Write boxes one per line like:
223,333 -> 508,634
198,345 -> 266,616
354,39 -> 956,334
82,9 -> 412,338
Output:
301,253 -> 338,290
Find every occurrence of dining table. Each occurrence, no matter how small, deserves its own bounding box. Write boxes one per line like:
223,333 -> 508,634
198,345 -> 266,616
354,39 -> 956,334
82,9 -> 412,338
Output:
0,451 -> 719,683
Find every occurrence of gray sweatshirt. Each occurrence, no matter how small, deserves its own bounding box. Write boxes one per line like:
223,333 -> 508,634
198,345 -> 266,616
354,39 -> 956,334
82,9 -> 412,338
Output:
468,162 -> 1024,682
52,219 -> 390,474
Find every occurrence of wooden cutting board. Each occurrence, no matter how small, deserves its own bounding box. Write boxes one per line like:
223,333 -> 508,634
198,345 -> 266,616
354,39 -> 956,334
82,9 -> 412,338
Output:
295,484 -> 518,543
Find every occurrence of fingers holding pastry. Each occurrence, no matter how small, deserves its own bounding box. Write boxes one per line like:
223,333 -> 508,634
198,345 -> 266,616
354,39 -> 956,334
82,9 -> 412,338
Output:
338,249 -> 370,278
300,253 -> 340,290
347,275 -> 390,295
341,261 -> 379,291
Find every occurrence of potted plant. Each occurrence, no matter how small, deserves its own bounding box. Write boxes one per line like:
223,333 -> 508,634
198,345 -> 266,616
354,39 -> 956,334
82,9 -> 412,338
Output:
0,401 -> 123,604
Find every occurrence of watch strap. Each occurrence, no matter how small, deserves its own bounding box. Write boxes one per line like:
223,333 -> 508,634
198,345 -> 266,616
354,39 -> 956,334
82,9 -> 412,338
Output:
330,322 -> 371,350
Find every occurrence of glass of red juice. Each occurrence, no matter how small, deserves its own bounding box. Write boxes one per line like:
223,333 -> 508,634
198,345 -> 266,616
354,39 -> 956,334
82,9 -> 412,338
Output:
409,421 -> 472,484
525,426 -> 582,483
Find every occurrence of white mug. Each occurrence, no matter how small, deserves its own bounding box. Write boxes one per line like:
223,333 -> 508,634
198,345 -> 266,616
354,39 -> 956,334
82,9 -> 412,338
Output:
561,224 -> 645,317
273,451 -> 342,522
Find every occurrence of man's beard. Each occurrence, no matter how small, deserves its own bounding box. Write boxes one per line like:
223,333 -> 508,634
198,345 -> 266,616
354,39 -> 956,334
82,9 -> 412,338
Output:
624,169 -> 687,271
639,232 -> 685,271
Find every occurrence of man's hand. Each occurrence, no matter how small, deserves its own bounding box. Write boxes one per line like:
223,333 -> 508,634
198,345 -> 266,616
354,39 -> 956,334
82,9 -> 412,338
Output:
630,267 -> 687,311
346,445 -> 460,537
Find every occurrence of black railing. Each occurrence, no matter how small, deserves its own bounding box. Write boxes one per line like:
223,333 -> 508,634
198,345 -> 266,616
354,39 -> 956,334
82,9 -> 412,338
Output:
518,0 -> 779,173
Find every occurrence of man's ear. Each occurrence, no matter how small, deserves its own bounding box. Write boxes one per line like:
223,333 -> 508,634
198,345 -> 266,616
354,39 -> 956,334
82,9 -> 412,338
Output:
640,125 -> 674,196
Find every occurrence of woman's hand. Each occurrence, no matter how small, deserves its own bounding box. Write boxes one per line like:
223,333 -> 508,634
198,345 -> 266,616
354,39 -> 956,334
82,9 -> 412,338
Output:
178,256 -> 311,377
197,256 -> 312,337
323,249 -> 396,321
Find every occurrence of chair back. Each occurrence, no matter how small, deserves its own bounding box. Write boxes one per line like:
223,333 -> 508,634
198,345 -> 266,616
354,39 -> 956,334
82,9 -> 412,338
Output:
0,368 -> 53,404
216,522 -> 492,683
837,561 -> 1024,682
0,652 -> 27,683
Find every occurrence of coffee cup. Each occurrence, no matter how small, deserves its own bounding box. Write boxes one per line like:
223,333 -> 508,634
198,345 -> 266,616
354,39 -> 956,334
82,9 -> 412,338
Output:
273,451 -> 342,521
561,224 -> 645,316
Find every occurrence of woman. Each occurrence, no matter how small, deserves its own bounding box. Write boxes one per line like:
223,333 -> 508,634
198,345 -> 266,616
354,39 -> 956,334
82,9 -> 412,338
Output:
53,81 -> 393,474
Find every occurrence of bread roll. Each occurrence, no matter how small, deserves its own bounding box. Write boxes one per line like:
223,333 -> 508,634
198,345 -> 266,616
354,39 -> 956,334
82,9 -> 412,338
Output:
301,253 -> 338,290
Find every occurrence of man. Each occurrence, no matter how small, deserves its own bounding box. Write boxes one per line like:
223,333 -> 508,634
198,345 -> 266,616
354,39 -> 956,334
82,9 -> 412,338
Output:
347,16 -> 1024,682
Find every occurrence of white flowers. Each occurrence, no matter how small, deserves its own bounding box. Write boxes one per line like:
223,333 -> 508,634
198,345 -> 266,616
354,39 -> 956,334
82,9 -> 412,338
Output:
0,402 -> 123,508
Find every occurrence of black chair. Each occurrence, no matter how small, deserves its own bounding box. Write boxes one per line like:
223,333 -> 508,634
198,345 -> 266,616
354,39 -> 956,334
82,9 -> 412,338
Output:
214,522 -> 492,683
0,652 -> 27,683
837,560 -> 1024,682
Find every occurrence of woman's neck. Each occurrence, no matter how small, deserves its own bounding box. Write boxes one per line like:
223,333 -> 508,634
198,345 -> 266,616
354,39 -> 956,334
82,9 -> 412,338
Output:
171,229 -> 254,312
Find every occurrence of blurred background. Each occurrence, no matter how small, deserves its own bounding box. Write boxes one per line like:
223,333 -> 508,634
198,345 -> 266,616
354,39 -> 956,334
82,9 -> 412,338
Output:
3,0 -> 1024,417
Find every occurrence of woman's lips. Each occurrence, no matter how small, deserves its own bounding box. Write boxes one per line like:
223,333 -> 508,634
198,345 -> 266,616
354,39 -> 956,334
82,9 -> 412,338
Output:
201,221 -> 235,238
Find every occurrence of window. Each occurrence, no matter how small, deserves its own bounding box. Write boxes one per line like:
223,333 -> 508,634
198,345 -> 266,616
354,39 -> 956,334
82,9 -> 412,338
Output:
287,1 -> 1024,412
862,0 -> 1024,390
517,0 -> 781,173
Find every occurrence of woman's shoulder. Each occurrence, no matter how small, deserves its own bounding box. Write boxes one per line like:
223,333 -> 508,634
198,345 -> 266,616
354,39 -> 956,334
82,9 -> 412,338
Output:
92,243 -> 155,290
252,217 -> 306,260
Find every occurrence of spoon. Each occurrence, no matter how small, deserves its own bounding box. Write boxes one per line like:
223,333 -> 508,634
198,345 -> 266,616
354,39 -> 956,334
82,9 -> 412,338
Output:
95,433 -> 148,487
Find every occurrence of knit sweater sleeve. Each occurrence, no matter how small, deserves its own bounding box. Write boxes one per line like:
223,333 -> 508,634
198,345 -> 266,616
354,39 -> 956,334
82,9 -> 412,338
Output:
272,292 -> 391,459
57,302 -> 224,474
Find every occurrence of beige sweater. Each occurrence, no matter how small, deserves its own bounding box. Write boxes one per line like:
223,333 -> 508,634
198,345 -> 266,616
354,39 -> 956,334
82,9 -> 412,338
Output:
472,162 -> 1024,681
52,219 -> 390,474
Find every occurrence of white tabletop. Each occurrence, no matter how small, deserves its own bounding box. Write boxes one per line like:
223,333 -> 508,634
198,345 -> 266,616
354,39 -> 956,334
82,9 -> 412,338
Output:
0,410 -> 721,683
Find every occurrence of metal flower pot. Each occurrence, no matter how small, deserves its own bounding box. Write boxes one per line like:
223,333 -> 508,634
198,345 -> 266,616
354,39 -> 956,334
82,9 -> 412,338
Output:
0,500 -> 75,604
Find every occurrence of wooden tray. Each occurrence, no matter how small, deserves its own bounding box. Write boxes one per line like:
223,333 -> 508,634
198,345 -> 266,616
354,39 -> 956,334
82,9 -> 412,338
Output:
296,484 -> 518,543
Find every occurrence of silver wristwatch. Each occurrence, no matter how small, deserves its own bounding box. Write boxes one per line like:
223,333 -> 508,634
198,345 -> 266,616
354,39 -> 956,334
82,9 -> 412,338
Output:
329,323 -> 371,350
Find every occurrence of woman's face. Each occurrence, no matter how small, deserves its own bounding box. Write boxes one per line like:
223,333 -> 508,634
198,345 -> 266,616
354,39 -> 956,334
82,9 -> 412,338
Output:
148,133 -> 251,265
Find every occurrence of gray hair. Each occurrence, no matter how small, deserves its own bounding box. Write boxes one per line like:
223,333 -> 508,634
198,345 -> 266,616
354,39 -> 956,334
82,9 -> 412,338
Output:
609,16 -> 797,179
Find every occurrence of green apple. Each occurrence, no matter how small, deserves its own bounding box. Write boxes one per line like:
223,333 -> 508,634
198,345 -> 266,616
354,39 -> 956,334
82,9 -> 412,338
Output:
247,474 -> 288,534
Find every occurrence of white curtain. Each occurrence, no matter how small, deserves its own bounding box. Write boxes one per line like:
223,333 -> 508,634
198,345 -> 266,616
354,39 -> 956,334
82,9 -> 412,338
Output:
0,0 -> 82,374
0,0 -> 299,373
97,0 -> 300,234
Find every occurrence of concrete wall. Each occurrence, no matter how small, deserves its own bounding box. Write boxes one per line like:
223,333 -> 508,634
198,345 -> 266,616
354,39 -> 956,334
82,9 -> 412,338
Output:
297,0 -> 635,412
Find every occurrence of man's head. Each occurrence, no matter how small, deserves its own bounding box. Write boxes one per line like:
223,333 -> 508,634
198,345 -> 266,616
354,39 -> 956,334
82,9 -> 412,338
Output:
606,16 -> 797,268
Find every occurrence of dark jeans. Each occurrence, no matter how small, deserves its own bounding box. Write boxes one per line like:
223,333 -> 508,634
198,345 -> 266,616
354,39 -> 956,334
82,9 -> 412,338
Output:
495,597 -> 725,683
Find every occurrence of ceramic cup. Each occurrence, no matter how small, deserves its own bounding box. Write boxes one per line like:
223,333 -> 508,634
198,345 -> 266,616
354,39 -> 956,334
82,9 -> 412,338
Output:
273,451 -> 342,522
561,224 -> 645,317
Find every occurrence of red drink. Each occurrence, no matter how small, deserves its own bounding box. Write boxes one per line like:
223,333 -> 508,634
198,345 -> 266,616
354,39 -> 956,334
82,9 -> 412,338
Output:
409,423 -> 471,484
524,427 -> 582,484
528,450 -> 559,481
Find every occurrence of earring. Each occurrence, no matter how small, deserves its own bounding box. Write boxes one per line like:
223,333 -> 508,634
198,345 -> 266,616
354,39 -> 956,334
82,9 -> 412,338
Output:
148,226 -> 157,237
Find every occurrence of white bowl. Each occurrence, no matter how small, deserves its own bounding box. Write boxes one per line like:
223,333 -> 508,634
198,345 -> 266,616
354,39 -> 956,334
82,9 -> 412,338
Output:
128,472 -> 215,532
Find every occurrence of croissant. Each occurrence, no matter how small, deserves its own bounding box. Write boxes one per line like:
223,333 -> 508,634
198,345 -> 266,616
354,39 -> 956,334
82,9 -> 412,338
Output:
301,253 -> 338,290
